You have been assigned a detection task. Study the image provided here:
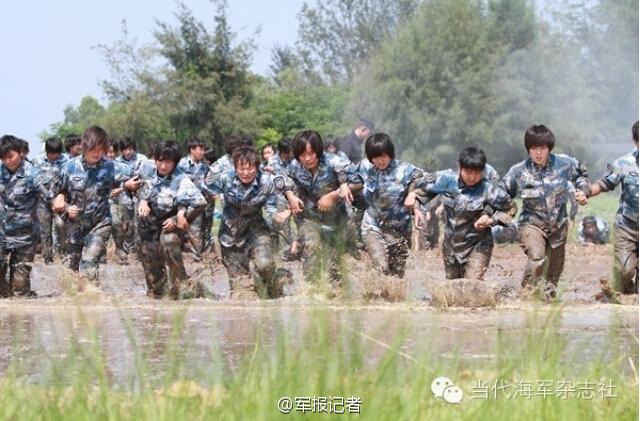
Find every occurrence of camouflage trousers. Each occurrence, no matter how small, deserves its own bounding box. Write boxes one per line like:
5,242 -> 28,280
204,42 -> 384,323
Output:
519,225 -> 567,287
363,227 -> 410,278
137,217 -> 196,299
110,202 -> 135,260
37,202 -> 66,263
444,244 -> 493,280
64,218 -> 112,284
613,223 -> 639,294
299,219 -> 348,284
188,201 -> 215,257
0,243 -> 36,297
417,209 -> 440,251
221,225 -> 289,299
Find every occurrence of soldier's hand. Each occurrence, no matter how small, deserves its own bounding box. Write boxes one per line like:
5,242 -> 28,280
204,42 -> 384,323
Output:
52,194 -> 66,213
404,192 -> 417,208
110,187 -> 124,198
176,211 -> 189,231
162,218 -> 176,232
124,176 -> 143,192
67,205 -> 80,220
575,190 -> 588,206
474,214 -> 494,230
285,192 -> 304,214
138,200 -> 151,217
413,208 -> 425,229
318,191 -> 338,212
338,183 -> 353,205
274,209 -> 291,225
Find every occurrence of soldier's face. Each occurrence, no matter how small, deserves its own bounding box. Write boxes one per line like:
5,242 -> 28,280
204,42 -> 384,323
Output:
261,146 -> 274,162
122,147 -> 136,161
156,159 -> 176,176
47,152 -> 61,162
528,145 -> 550,167
459,167 -> 484,187
1,150 -> 22,172
236,160 -> 258,185
69,144 -> 83,157
326,145 -> 337,154
190,146 -> 205,162
584,224 -> 596,236
279,150 -> 293,162
371,153 -> 391,171
84,147 -> 106,166
299,144 -> 319,172
106,147 -> 117,160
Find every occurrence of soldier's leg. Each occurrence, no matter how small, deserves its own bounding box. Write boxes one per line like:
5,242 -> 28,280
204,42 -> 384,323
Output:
328,223 -> 350,285
221,243 -> 253,297
519,225 -> 548,287
444,256 -> 464,279
188,213 -> 205,257
79,221 -> 111,284
545,242 -> 566,287
53,214 -> 66,256
299,221 -> 324,283
64,222 -> 84,272
250,231 -> 290,298
386,233 -> 410,278
613,225 -> 639,293
111,203 -> 128,263
37,203 -> 54,264
463,244 -> 493,281
159,231 -> 189,297
363,229 -> 390,274
202,202 -> 215,253
137,221 -> 167,297
9,244 -> 36,296
0,247 -> 10,297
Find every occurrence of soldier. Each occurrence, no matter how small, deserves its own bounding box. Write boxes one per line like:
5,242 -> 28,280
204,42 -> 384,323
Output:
64,134 -> 82,159
260,143 -> 275,164
33,137 -> 67,264
210,135 -> 252,178
285,130 -> 361,286
577,216 -> 610,245
582,121 -> 638,293
52,126 -> 139,284
500,125 -> 590,298
0,135 -> 48,296
407,147 -> 516,280
356,133 -> 423,277
324,136 -> 350,162
177,137 -> 212,258
199,147 -> 296,298
136,141 -> 207,299
112,138 -> 147,264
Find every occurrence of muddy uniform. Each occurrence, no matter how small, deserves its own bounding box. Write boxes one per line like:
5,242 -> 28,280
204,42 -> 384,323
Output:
0,161 -> 46,296
415,169 -> 516,280
177,156 -> 213,256
492,222 -> 519,244
112,153 -> 147,261
595,149 -> 638,292
58,156 -> 132,283
357,159 -> 422,277
501,153 -> 590,288
263,153 -> 299,254
577,216 -> 610,245
484,163 -> 500,184
33,153 -> 67,263
137,168 -> 206,298
286,153 -> 360,283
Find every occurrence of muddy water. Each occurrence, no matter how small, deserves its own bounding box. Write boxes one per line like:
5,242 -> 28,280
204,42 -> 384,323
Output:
0,244 -> 636,387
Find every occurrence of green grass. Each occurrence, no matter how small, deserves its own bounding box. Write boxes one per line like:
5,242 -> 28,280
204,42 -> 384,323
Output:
0,306 -> 635,420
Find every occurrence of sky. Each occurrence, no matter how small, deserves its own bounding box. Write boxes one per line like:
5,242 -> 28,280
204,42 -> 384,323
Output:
0,0 -> 305,156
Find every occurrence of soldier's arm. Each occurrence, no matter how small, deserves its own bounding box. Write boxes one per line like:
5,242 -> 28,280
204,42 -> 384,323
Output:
590,160 -> 622,197
198,168 -> 225,202
570,157 -> 591,196
499,166 -> 519,199
484,185 -> 518,227
176,178 -> 207,223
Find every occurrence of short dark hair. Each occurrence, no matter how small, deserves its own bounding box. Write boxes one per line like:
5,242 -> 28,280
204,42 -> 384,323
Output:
18,138 -> 29,155
82,126 -> 110,151
108,139 -> 120,153
261,142 -> 275,156
277,137 -> 292,154
224,135 -> 251,155
458,146 -> 486,171
293,130 -> 323,160
119,137 -> 136,151
146,141 -> 158,157
582,216 -> 597,226
365,133 -> 395,160
188,137 -> 205,150
232,146 -> 260,168
324,135 -> 340,151
633,121 -> 638,143
64,134 -> 81,152
45,137 -> 64,154
0,135 -> 25,159
204,149 -> 218,164
524,125 -> 555,151
154,141 -> 181,165
357,118 -> 375,131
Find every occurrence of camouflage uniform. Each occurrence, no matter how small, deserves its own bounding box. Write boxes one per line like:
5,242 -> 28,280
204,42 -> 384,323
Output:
357,159 -> 423,277
286,153 -> 360,284
500,153 -> 590,288
177,155 -> 214,256
484,163 -> 500,184
200,170 -> 292,298
577,216 -> 610,245
417,195 -> 442,251
57,156 -> 132,283
33,153 -> 67,263
112,153 -> 147,261
492,222 -> 519,244
415,169 -> 516,280
595,149 -> 638,293
0,160 -> 47,296
264,153 -> 298,255
137,168 -> 206,298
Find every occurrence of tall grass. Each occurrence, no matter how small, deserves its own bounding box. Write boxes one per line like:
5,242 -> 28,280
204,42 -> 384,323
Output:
0,306 -> 635,420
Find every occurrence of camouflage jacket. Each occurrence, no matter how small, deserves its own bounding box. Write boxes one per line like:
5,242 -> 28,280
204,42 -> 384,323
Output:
33,153 -> 67,203
199,171 -> 291,248
485,163 -> 500,184
114,153 -> 148,208
177,155 -> 209,185
286,153 -> 360,227
264,153 -> 293,176
58,156 -> 132,226
500,153 -> 590,241
209,154 -> 235,178
415,169 -> 516,263
0,160 -> 46,248
356,158 -> 423,235
596,149 -> 638,231
138,168 -> 206,225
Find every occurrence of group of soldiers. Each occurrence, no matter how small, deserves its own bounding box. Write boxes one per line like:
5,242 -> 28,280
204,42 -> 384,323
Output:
0,118 -> 636,300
